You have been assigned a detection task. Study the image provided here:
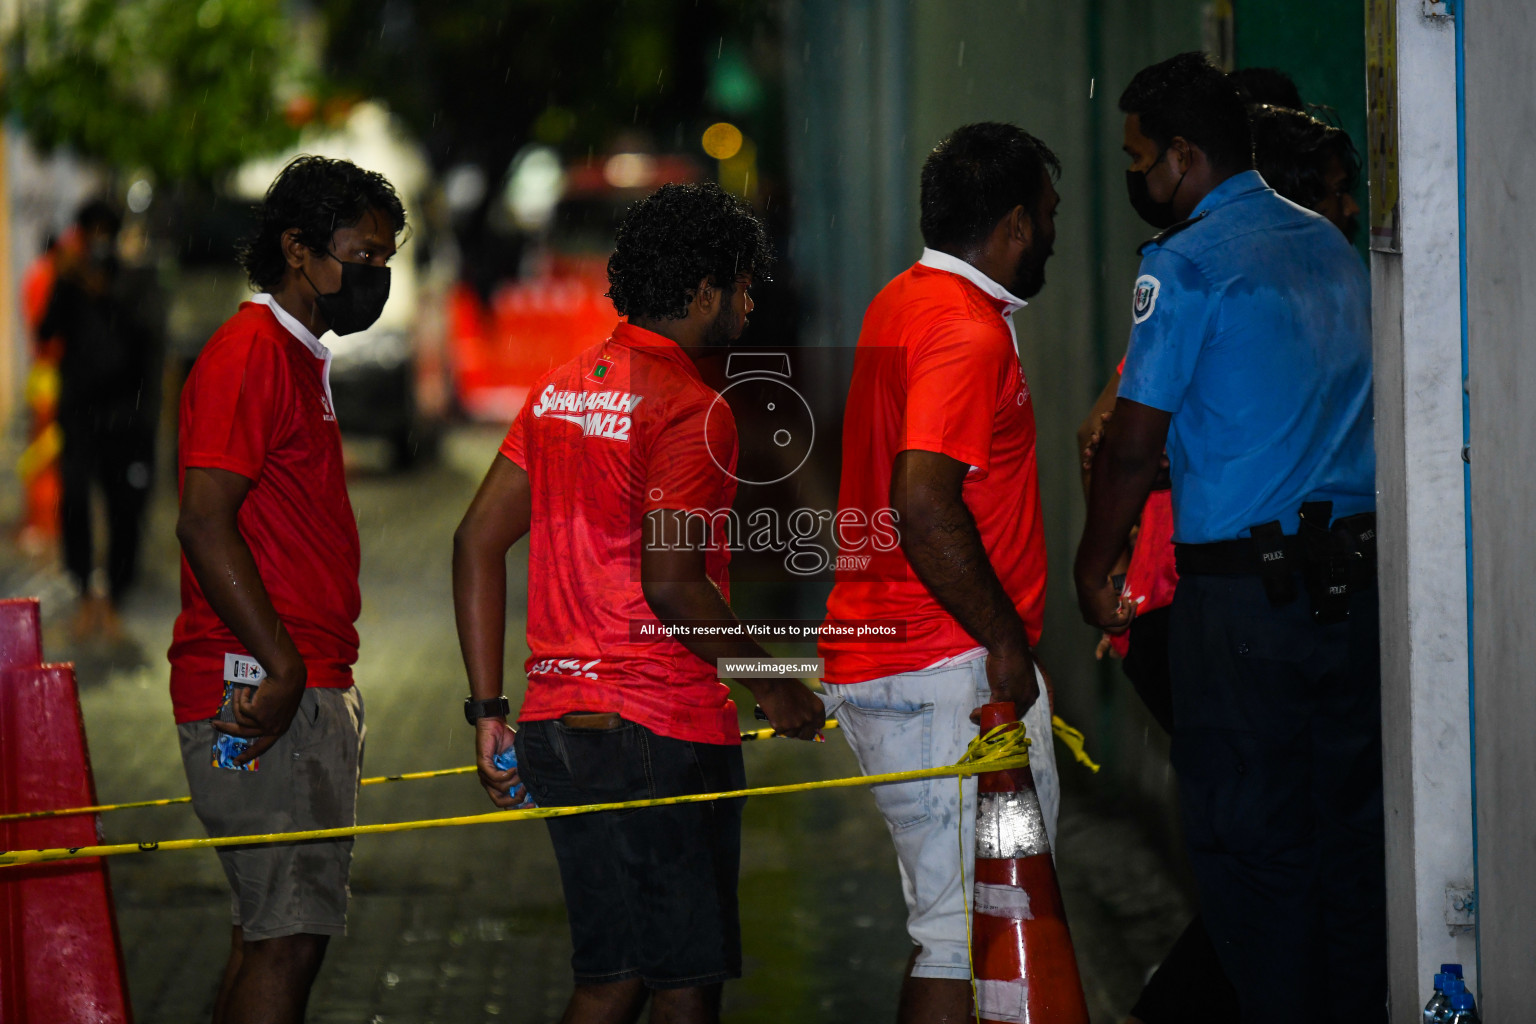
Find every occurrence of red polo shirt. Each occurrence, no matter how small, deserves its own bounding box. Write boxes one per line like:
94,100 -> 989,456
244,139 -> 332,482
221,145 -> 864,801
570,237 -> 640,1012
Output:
500,322 -> 741,745
168,297 -> 360,723
821,257 -> 1048,683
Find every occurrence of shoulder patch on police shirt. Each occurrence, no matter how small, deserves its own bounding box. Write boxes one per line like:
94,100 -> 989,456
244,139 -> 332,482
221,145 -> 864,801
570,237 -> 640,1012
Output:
1131,275 -> 1160,324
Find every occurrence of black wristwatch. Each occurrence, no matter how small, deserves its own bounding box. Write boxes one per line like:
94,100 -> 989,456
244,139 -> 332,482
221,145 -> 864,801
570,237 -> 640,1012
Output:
464,696 -> 510,725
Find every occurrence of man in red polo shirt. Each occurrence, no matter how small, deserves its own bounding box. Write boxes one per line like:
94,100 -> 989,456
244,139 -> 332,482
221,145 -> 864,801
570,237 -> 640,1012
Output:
170,156 -> 403,1024
453,182 -> 822,1024
818,123 -> 1063,1024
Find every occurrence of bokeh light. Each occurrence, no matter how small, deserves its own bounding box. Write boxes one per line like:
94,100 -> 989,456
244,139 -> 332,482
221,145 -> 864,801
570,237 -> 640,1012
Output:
701,122 -> 744,161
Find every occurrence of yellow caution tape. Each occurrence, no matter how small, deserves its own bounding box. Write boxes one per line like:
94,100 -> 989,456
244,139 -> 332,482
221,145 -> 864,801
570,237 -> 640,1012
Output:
0,720 -> 842,823
1050,715 -> 1101,773
0,714 -> 1097,822
0,764 -> 491,823
0,719 -> 1051,868
0,793 -> 194,822
737,718 -> 840,743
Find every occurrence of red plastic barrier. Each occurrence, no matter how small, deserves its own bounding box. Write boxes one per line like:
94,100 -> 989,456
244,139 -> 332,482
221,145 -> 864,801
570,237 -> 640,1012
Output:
0,598 -> 132,1023
971,701 -> 1089,1024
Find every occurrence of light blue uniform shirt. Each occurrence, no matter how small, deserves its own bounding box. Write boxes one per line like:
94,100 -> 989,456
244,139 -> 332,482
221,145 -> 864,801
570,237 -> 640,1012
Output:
1118,170 -> 1374,544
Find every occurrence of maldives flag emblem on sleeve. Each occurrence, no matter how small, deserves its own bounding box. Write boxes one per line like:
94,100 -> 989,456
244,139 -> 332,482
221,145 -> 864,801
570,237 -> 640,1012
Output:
586,357 -> 615,384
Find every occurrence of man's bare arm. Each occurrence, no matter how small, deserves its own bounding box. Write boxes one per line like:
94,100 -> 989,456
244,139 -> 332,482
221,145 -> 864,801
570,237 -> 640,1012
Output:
453,454 -> 534,704
890,449 -> 1038,716
176,467 -> 307,762
1074,398 -> 1171,631
641,510 -> 823,740
452,454 -> 534,808
1077,370 -> 1122,499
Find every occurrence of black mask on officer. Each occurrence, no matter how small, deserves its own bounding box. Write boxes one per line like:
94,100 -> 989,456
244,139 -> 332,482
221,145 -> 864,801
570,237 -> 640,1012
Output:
1126,146 -> 1189,230
305,256 -> 391,336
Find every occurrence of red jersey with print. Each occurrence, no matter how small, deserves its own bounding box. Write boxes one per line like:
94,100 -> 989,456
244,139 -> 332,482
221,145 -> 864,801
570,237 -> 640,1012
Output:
500,322 -> 741,745
168,301 -> 360,723
820,263 -> 1047,684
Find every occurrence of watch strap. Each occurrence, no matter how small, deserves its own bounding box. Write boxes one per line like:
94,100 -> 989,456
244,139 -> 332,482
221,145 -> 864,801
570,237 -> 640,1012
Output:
464,695 -> 511,725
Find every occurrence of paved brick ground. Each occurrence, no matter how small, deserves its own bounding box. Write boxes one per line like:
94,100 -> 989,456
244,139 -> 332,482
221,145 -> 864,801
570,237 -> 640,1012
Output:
2,427 -> 1190,1023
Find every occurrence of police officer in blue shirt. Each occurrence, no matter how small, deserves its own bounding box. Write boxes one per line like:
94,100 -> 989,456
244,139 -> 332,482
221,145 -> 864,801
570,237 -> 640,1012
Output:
1074,53 -> 1384,1024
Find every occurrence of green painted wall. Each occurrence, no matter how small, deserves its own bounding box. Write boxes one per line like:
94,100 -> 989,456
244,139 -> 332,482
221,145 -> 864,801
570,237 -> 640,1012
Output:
1234,0 -> 1370,258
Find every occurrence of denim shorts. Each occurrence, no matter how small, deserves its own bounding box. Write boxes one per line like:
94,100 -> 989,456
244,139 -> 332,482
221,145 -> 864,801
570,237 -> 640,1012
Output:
823,656 -> 1059,980
515,717 -> 746,989
177,685 -> 365,941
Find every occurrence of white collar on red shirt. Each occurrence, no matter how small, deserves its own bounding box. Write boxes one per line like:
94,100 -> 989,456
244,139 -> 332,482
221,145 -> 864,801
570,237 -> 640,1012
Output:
918,247 -> 1028,318
250,292 -> 336,416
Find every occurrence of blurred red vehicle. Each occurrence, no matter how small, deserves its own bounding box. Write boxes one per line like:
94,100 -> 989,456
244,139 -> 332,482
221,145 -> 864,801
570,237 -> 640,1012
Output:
448,152 -> 702,423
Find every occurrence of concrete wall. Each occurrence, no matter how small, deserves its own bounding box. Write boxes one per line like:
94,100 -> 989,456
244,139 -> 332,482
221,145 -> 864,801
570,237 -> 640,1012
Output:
1463,2 -> 1536,1014
1370,3 -> 1477,1015
784,0 -> 1209,819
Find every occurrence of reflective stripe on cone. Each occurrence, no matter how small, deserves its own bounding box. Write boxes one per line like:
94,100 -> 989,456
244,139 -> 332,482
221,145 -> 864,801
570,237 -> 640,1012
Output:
971,701 -> 1090,1024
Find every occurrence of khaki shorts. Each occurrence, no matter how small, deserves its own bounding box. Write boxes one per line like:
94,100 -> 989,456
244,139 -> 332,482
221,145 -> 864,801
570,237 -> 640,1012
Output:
178,685 -> 365,941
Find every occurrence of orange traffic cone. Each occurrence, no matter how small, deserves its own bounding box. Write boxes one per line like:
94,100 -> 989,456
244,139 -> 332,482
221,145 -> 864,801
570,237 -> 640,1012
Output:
0,598 -> 132,1023
970,701 -> 1090,1024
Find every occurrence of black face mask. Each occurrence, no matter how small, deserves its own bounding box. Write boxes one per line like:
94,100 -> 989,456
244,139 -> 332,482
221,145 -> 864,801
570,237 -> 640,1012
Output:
306,258 -> 390,336
1126,148 -> 1189,230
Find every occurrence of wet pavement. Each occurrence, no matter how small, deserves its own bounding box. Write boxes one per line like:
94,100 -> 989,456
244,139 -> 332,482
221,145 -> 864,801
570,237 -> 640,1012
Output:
1,425 -> 1192,1023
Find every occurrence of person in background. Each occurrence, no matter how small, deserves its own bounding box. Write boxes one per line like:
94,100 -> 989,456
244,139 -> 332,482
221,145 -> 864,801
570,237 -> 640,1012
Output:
453,181 -> 822,1024
1076,52 -> 1382,1024
1250,104 -> 1363,244
170,155 -> 404,1024
38,200 -> 164,639
17,231 -> 67,555
818,122 -> 1063,1024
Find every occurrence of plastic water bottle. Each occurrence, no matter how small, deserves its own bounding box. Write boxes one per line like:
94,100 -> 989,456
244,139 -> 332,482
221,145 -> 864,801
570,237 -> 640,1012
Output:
1434,979 -> 1474,1024
1448,987 -> 1481,1023
1423,972 -> 1450,1023
492,745 -> 536,808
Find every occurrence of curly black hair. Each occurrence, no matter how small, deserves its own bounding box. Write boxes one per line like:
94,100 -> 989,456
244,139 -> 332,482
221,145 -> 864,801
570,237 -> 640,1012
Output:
920,122 -> 1060,252
605,182 -> 772,322
1228,66 -> 1303,110
1120,52 -> 1253,174
237,155 -> 406,291
1251,104 -> 1361,210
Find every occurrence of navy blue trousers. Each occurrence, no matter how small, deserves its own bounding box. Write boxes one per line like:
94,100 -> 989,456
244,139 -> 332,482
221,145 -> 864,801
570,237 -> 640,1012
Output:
1169,573 -> 1387,1024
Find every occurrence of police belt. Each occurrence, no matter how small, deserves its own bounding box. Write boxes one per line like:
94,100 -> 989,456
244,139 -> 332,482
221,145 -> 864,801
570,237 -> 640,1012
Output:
1173,503 -> 1376,624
